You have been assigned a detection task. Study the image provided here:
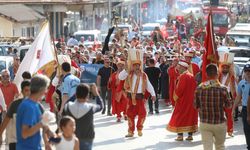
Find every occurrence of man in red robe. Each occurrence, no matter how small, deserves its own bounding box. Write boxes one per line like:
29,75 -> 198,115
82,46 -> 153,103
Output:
184,51 -> 200,77
167,60 -> 198,141
118,49 -> 156,137
219,63 -> 237,137
108,60 -> 128,122
168,57 -> 179,107
218,51 -> 237,137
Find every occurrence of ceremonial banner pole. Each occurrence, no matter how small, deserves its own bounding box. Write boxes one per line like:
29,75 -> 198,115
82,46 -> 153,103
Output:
47,12 -> 60,75
201,6 -> 219,82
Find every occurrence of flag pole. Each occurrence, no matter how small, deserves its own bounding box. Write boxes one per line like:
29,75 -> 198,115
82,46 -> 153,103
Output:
47,12 -> 60,76
209,2 -> 219,65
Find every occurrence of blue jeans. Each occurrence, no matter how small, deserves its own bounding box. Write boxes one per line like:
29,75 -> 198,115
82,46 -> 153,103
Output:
79,140 -> 93,150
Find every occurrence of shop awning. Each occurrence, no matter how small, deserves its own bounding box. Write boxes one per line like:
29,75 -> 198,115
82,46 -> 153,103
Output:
0,4 -> 45,22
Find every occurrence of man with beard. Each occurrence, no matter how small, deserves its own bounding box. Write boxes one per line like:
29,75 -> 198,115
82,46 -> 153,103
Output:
184,51 -> 200,77
119,49 -> 156,137
167,60 -> 198,141
108,59 -> 128,122
218,52 -> 237,137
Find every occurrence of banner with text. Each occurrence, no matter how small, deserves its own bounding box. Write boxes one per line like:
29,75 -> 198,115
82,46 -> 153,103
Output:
79,64 -> 103,83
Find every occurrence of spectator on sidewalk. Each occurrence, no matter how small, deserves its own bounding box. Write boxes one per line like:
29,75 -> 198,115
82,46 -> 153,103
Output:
194,64 -> 233,150
22,71 -> 32,81
0,70 -> 18,122
97,56 -> 114,115
0,80 -> 30,150
234,64 -> 250,150
16,75 -> 53,150
59,62 -> 80,115
55,116 -> 79,150
144,58 -> 161,114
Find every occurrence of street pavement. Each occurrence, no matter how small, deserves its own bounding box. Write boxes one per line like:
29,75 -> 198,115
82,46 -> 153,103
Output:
0,100 -> 247,150
93,100 -> 247,150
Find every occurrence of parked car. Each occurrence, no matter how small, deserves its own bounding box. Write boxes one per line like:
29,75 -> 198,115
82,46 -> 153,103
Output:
226,23 -> 250,47
17,45 -> 31,62
141,23 -> 160,38
0,45 -> 14,56
218,46 -> 250,74
0,56 -> 14,76
229,47 -> 250,73
74,30 -> 102,47
117,24 -> 132,33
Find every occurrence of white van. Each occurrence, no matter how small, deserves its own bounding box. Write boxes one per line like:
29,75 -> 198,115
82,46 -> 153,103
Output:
226,23 -> 250,47
74,30 -> 102,46
141,23 -> 160,38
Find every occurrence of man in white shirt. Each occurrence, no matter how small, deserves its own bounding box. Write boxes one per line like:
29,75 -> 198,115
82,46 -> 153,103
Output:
119,60 -> 155,138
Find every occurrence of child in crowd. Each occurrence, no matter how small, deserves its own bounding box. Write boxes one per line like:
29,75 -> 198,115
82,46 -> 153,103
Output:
55,116 -> 79,150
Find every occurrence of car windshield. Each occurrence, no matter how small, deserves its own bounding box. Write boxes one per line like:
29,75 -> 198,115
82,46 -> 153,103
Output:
212,13 -> 228,26
0,47 -> 4,56
142,26 -> 156,31
204,13 -> 228,26
75,34 -> 95,42
118,27 -> 129,32
228,35 -> 250,39
0,60 -> 6,72
0,46 -> 8,56
230,50 -> 250,57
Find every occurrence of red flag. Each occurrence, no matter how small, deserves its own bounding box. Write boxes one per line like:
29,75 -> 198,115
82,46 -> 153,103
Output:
202,11 -> 219,82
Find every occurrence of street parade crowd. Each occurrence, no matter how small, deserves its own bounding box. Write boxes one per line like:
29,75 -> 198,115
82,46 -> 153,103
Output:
0,15 -> 249,150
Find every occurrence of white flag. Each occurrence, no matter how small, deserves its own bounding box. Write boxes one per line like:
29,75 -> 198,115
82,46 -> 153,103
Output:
14,22 -> 56,91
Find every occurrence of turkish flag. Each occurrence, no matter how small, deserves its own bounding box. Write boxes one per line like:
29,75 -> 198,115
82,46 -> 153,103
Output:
202,11 -> 219,82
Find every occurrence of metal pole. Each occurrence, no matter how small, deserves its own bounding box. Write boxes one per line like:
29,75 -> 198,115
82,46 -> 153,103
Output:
137,0 -> 139,24
247,0 -> 249,22
139,0 -> 142,25
93,7 -> 95,30
108,0 -> 112,27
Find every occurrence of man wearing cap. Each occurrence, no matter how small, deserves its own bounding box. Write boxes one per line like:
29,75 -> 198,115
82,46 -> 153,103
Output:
184,51 -> 200,77
118,49 -> 156,137
167,59 -> 198,141
108,60 -> 128,122
234,64 -> 250,149
218,52 -> 237,137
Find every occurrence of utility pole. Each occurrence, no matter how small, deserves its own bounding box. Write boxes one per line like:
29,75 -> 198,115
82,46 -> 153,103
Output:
108,0 -> 112,27
247,0 -> 250,21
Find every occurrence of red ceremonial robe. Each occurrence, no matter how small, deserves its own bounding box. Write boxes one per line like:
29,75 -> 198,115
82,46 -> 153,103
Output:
108,72 -> 128,119
168,66 -> 179,106
167,71 -> 198,133
45,85 -> 56,112
188,63 -> 200,77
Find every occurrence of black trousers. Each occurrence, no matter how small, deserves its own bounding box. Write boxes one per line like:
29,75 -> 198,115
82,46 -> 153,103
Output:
100,86 -> 111,114
234,106 -> 239,119
178,132 -> 193,136
148,89 -> 159,112
9,143 -> 16,150
242,106 -> 250,150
